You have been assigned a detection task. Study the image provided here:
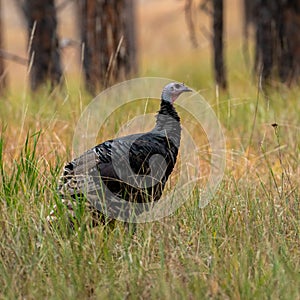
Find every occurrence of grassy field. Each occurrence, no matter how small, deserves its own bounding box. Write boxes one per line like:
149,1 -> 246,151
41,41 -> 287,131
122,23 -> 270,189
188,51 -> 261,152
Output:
0,2 -> 300,298
0,45 -> 299,299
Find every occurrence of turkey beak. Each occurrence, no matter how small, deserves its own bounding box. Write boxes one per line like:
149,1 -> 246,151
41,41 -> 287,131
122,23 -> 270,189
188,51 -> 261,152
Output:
181,86 -> 193,93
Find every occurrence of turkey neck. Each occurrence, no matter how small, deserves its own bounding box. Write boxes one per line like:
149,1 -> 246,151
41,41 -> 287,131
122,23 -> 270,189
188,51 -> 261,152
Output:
154,100 -> 181,147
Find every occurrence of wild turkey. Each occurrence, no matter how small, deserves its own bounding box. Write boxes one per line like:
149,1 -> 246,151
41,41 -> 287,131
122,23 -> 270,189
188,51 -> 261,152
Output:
48,82 -> 192,225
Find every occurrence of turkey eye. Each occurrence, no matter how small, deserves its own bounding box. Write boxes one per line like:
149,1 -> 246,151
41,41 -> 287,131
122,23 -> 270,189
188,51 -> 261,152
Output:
174,84 -> 181,89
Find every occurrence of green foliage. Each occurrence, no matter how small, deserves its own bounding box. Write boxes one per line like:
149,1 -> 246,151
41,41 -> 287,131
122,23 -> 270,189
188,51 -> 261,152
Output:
0,52 -> 299,299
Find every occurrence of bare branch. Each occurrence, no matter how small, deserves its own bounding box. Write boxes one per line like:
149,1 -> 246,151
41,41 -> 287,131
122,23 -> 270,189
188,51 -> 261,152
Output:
200,0 -> 213,16
0,49 -> 28,65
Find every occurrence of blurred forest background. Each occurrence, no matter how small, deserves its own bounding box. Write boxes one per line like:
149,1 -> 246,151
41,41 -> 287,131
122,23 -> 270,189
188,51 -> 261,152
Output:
1,0 -> 299,94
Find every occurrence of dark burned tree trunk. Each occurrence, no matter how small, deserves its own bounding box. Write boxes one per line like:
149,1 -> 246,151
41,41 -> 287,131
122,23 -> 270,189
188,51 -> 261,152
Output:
0,0 -> 6,93
78,0 -> 137,94
254,1 -> 275,82
278,1 -> 300,84
246,0 -> 300,85
212,0 -> 227,90
25,0 -> 62,91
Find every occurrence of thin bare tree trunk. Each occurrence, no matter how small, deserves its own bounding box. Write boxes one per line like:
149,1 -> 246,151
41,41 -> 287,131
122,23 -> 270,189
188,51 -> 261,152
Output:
25,0 -> 62,91
0,0 -> 6,93
124,0 -> 137,75
212,0 -> 227,90
242,0 -> 255,68
78,0 -> 137,94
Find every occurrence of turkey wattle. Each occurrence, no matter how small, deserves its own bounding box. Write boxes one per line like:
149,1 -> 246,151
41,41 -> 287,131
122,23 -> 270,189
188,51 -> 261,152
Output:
48,82 -> 192,224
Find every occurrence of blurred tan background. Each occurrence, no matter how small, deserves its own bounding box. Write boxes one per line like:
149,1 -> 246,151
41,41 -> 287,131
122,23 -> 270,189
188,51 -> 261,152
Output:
2,0 -> 244,89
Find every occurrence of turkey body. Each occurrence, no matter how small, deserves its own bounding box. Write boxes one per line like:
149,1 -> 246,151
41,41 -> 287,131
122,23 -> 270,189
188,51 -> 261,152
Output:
57,100 -> 181,221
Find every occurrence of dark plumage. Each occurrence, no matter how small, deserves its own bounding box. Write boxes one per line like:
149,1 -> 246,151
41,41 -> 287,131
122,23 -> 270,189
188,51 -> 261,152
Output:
48,82 -> 192,225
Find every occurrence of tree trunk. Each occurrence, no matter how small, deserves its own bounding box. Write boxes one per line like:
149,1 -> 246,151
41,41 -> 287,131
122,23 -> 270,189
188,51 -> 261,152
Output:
124,0 -> 137,75
78,0 -> 137,94
278,1 -> 300,84
242,0 -> 256,68
254,1 -> 276,83
0,0 -> 6,93
250,0 -> 300,85
25,0 -> 62,91
212,0 -> 227,90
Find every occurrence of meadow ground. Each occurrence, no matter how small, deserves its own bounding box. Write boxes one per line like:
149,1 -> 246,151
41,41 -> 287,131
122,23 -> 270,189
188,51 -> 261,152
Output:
0,1 -> 300,299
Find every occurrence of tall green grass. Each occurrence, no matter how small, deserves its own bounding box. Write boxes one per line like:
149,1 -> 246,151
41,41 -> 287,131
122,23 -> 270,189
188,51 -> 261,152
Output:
0,50 -> 299,299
